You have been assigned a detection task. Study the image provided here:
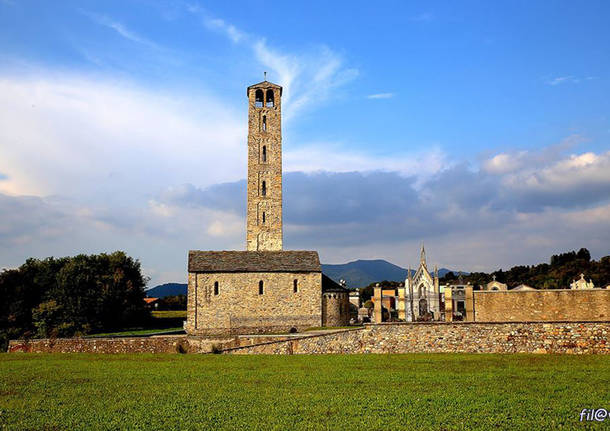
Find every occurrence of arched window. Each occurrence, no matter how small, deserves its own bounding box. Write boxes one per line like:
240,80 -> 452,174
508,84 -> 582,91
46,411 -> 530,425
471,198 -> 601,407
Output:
262,212 -> 266,224
214,281 -> 219,296
255,89 -> 264,108
261,181 -> 266,196
266,89 -> 274,107
262,115 -> 267,132
259,280 -> 264,295
262,145 -> 267,162
293,279 -> 298,293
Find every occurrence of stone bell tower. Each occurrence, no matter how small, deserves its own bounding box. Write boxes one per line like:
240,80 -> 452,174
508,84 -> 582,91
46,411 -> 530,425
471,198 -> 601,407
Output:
246,78 -> 283,251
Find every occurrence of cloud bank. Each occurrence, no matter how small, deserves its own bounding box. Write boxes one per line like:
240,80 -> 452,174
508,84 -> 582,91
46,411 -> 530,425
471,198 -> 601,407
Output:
1,68 -> 609,283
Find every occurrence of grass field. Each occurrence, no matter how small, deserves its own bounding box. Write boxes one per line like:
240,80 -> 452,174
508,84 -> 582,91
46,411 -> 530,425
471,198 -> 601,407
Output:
84,310 -> 187,337
84,327 -> 184,337
0,354 -> 608,430
151,310 -> 187,319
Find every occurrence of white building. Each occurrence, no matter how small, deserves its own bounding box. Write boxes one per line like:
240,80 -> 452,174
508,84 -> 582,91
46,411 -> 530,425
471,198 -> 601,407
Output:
484,275 -> 508,291
405,244 -> 441,321
570,273 -> 595,290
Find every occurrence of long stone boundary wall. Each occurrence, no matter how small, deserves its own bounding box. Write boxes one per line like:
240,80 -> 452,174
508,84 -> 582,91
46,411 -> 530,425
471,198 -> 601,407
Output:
8,336 -> 191,354
473,289 -> 610,322
8,322 -> 609,354
222,322 -> 610,355
7,334 -> 294,354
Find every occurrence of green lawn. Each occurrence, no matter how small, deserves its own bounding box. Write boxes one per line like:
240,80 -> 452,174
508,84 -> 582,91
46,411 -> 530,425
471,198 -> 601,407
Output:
84,310 -> 186,337
151,310 -> 187,319
0,354 -> 608,430
84,327 -> 184,337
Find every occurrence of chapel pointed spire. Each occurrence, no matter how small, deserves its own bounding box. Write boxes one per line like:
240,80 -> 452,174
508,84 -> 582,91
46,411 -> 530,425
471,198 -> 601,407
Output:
420,242 -> 426,266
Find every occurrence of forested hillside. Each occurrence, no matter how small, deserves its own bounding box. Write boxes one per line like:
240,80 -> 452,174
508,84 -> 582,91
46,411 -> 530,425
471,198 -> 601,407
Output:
442,248 -> 610,289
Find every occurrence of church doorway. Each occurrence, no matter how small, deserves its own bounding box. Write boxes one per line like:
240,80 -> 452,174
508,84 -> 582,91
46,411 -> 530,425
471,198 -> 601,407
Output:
419,298 -> 428,316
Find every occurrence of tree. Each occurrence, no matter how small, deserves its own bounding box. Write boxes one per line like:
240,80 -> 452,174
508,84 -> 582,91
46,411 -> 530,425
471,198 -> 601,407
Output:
0,251 -> 149,350
577,248 -> 591,262
157,295 -> 187,310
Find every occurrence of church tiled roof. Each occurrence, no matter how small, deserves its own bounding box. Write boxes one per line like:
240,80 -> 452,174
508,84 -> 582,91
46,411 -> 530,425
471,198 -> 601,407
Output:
188,250 -> 320,273
322,274 -> 349,293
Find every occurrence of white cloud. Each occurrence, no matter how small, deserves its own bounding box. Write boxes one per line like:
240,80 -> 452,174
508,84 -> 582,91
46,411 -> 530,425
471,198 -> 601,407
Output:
0,191 -> 245,285
284,144 -> 447,183
482,152 -> 527,174
502,151 -> 610,197
0,73 -> 244,198
203,17 -> 244,43
547,76 -> 580,86
367,93 -> 395,99
252,40 -> 358,121
83,11 -> 159,49
187,7 -> 358,121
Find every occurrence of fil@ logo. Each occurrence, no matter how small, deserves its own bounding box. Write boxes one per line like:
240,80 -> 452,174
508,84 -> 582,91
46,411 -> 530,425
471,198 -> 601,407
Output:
580,408 -> 608,422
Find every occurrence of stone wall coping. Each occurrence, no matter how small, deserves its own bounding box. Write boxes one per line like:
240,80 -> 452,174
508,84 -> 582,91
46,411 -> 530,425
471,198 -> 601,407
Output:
365,320 -> 610,327
9,335 -> 182,344
474,288 -> 607,293
217,327 -> 365,353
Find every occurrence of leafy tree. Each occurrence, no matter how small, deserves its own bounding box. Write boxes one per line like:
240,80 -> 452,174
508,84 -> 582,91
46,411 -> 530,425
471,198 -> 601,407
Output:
0,251 -> 149,350
157,295 -> 187,310
32,300 -> 72,338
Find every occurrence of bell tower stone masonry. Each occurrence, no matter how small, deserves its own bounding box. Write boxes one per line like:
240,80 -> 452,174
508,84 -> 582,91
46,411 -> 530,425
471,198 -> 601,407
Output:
185,78 -> 350,337
246,79 -> 283,251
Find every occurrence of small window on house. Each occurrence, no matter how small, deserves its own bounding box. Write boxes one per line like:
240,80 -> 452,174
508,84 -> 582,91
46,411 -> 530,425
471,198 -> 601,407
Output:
262,115 -> 267,132
262,212 -> 266,224
259,280 -> 264,295
214,281 -> 219,296
262,145 -> 267,162
293,279 -> 298,293
255,89 -> 264,108
266,89 -> 274,107
261,181 -> 266,196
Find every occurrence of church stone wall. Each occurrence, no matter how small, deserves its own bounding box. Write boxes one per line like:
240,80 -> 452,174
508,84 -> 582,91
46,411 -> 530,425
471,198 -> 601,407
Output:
473,289 -> 610,322
186,271 -> 321,336
322,292 -> 350,327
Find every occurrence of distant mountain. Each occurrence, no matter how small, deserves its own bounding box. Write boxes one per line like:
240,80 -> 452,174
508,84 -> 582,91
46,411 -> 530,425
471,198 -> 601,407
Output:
322,259 -> 466,288
146,283 -> 187,298
146,260 -> 467,295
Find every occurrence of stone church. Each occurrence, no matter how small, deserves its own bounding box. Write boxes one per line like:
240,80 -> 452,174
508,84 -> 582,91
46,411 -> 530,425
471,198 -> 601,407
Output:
185,79 -> 349,336
405,244 -> 441,321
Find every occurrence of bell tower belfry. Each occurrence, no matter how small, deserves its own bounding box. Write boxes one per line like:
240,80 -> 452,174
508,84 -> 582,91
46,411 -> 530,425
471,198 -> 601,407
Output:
246,78 -> 283,251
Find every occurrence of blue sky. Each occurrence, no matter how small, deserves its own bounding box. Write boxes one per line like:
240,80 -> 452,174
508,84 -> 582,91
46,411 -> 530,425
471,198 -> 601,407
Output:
1,1 -> 609,285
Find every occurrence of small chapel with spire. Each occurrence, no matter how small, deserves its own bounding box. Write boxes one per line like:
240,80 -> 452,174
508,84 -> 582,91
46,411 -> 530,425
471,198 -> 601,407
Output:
405,243 -> 441,321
